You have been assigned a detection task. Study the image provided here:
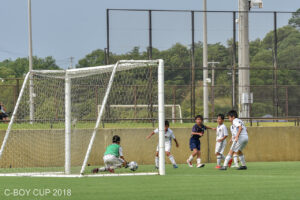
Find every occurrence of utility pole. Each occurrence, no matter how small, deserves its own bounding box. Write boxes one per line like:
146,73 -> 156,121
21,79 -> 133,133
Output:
208,61 -> 219,120
203,0 -> 209,122
69,57 -> 74,69
238,0 -> 251,118
28,0 -> 34,124
232,11 -> 237,110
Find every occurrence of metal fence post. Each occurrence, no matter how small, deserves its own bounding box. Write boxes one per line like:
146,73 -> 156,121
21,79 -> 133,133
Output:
285,86 -> 288,117
232,11 -> 237,110
106,9 -> 110,64
173,86 -> 176,123
191,11 -> 195,119
148,10 -> 153,59
273,12 -> 279,117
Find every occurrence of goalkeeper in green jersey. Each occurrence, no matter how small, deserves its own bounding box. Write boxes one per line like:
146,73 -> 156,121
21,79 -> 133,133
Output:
92,135 -> 128,173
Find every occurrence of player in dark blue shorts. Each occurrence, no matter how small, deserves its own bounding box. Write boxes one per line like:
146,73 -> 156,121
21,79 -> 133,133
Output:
187,115 -> 216,168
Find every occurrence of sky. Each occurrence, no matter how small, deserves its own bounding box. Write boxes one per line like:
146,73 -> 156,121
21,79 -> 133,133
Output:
0,0 -> 299,69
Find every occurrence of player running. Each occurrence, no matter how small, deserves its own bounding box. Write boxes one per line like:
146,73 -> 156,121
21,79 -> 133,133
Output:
146,120 -> 179,169
187,115 -> 216,168
220,110 -> 248,170
215,114 -> 228,169
92,135 -> 128,173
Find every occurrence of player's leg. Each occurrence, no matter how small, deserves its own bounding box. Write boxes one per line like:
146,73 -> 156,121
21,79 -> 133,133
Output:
104,157 -> 125,173
92,155 -> 110,173
232,153 -> 239,168
220,148 -> 234,170
187,139 -> 197,167
155,146 -> 159,169
216,152 -> 222,168
165,142 -> 178,168
110,157 -> 125,169
236,150 -> 247,170
187,148 -> 197,167
166,151 -> 178,168
236,137 -> 248,170
196,142 -> 205,168
196,150 -> 205,168
215,142 -> 223,168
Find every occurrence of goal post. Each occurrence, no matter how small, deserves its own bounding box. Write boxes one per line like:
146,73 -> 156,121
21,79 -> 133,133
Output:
0,72 -> 31,160
0,59 -> 165,177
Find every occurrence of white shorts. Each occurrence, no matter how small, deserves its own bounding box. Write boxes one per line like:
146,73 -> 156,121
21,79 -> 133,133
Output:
103,154 -> 124,168
156,141 -> 172,152
215,140 -> 227,154
231,136 -> 248,152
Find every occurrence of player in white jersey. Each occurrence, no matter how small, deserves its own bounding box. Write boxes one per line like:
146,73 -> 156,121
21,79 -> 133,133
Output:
215,114 -> 228,169
220,110 -> 248,170
146,120 -> 179,169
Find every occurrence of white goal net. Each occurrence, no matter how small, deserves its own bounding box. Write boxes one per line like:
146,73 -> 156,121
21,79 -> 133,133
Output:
0,60 -> 165,177
98,104 -> 183,124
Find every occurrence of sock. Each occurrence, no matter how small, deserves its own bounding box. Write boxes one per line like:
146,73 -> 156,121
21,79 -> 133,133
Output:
168,155 -> 177,165
221,154 -> 225,160
223,155 -> 232,167
233,155 -> 238,165
239,155 -> 246,166
98,167 -> 106,172
155,156 -> 159,167
217,155 -> 222,166
196,158 -> 201,165
188,155 -> 193,162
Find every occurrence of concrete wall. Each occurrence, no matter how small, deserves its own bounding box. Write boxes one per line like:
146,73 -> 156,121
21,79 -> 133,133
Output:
0,127 -> 299,168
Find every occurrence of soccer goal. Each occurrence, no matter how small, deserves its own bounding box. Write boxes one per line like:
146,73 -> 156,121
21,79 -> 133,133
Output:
0,60 -> 166,177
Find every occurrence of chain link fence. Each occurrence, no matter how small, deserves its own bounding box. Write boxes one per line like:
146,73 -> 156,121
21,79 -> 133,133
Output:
1,9 -> 300,124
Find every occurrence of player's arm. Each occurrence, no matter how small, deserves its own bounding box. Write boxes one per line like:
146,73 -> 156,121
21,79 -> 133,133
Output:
191,131 -> 202,136
120,156 -> 128,167
217,135 -> 228,142
235,126 -> 243,141
173,138 -> 179,147
146,131 -> 155,139
205,126 -> 216,131
119,147 -> 128,167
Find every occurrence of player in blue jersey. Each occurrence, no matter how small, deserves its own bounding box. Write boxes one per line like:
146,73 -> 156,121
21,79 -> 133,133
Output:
187,115 -> 216,168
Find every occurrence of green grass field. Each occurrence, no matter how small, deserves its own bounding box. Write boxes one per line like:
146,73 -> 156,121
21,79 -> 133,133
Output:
0,162 -> 299,200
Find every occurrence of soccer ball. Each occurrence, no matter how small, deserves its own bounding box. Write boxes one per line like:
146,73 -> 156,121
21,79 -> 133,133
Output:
128,161 -> 138,171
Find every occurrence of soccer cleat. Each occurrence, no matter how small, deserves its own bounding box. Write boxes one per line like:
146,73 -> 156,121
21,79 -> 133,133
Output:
173,164 -> 178,169
228,158 -> 233,168
237,166 -> 247,170
187,159 -> 193,167
108,168 -> 115,173
215,165 -> 221,169
219,166 -> 227,170
231,164 -> 239,168
91,168 -> 99,174
197,164 -> 205,168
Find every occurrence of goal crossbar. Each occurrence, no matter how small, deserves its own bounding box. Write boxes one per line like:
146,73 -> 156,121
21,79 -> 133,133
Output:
31,60 -> 158,79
